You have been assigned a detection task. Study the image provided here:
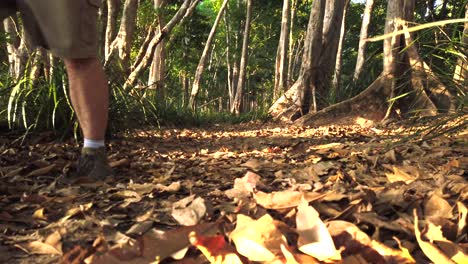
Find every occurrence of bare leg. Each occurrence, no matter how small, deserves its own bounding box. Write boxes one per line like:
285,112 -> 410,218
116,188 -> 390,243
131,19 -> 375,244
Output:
64,58 -> 109,140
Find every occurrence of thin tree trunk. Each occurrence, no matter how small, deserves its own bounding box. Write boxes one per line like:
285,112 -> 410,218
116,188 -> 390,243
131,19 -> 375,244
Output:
105,0 -> 120,61
223,9 -> 234,109
287,0 -> 297,86
3,16 -> 30,80
124,0 -> 198,90
382,0 -> 402,120
274,0 -> 291,100
106,0 -> 138,71
149,0 -> 167,106
189,0 -> 229,111
331,0 -> 350,97
353,0 -> 374,82
453,3 -> 468,89
231,0 -> 252,115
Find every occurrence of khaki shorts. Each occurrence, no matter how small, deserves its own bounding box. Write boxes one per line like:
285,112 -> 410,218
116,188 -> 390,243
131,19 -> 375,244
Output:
1,0 -> 100,58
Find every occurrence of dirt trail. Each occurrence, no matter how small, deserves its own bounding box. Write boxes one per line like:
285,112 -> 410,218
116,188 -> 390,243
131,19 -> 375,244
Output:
0,122 -> 466,263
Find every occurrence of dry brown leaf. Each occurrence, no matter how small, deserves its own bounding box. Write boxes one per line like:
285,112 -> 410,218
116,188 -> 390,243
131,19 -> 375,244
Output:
254,190 -> 325,209
172,196 -> 206,226
87,223 -> 218,264
425,194 -> 454,219
413,211 -> 455,263
27,164 -> 56,177
457,201 -> 467,238
230,214 -> 286,262
296,198 -> 340,261
59,202 -> 93,223
424,221 -> 468,263
225,171 -> 261,199
189,232 -> 244,264
385,166 -> 417,184
16,231 -> 62,255
156,181 -> 181,193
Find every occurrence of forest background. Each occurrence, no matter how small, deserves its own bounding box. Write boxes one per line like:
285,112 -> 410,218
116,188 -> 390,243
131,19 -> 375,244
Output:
0,0 -> 466,136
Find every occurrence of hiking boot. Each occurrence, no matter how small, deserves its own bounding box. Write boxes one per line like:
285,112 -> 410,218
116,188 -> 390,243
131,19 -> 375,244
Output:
59,147 -> 113,185
75,147 -> 113,182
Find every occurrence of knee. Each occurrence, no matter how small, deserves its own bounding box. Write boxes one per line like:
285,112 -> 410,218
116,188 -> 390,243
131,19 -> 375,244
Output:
64,57 -> 98,72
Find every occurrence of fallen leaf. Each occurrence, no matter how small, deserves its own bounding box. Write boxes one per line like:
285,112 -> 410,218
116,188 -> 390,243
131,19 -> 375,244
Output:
254,190 -> 325,209
385,166 -> 417,184
27,164 -> 56,177
425,194 -> 454,219
16,231 -> 62,255
457,201 -> 467,238
296,198 -> 340,261
59,203 -> 93,223
413,211 -> 454,263
230,214 -> 286,262
172,196 -> 207,226
189,232 -> 243,264
225,171 -> 261,199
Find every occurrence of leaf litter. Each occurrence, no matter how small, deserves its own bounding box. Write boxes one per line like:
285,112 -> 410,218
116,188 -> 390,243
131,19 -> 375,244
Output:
0,122 -> 466,263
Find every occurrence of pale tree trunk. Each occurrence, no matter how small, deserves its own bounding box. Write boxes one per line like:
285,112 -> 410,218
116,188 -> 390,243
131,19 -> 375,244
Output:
149,0 -> 167,106
382,0 -> 402,102
453,3 -> 468,90
231,0 -> 252,115
287,0 -> 297,86
189,0 -> 229,111
269,0 -> 325,120
273,0 -> 291,100
269,0 -> 346,120
105,0 -> 120,61
106,0 -> 138,71
295,0 -> 445,127
353,0 -> 374,82
223,10 -> 235,109
3,16 -> 31,80
331,0 -> 350,97
124,0 -> 199,90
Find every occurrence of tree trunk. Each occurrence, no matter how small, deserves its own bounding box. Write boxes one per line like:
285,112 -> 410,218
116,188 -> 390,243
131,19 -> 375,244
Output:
223,9 -> 235,110
231,0 -> 252,115
296,0 -> 445,127
124,0 -> 198,90
273,0 -> 291,100
453,3 -> 468,89
287,0 -> 297,86
149,0 -> 167,106
353,0 -> 374,82
331,0 -> 350,97
189,0 -> 229,111
3,16 -> 30,80
269,0 -> 346,120
269,0 -> 325,121
106,0 -> 138,71
105,0 -> 120,61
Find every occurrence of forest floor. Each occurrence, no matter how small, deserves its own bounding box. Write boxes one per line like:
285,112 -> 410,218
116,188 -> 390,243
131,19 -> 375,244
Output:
0,119 -> 467,264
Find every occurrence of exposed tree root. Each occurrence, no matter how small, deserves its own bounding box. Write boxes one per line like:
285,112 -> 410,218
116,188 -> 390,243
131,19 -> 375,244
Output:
295,74 -> 387,126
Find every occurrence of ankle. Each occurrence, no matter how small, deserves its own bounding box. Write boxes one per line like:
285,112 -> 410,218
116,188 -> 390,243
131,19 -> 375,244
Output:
83,138 -> 105,149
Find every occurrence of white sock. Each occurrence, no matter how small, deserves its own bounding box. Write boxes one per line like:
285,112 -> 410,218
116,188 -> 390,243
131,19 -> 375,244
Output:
83,138 -> 105,149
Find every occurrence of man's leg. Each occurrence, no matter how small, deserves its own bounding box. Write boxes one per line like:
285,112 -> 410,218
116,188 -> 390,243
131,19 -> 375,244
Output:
64,57 -> 108,141
65,57 -> 112,180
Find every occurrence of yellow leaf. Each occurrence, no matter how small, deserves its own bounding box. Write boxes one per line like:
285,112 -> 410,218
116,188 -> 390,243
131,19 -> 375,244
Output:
33,208 -> 47,220
230,214 -> 286,262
